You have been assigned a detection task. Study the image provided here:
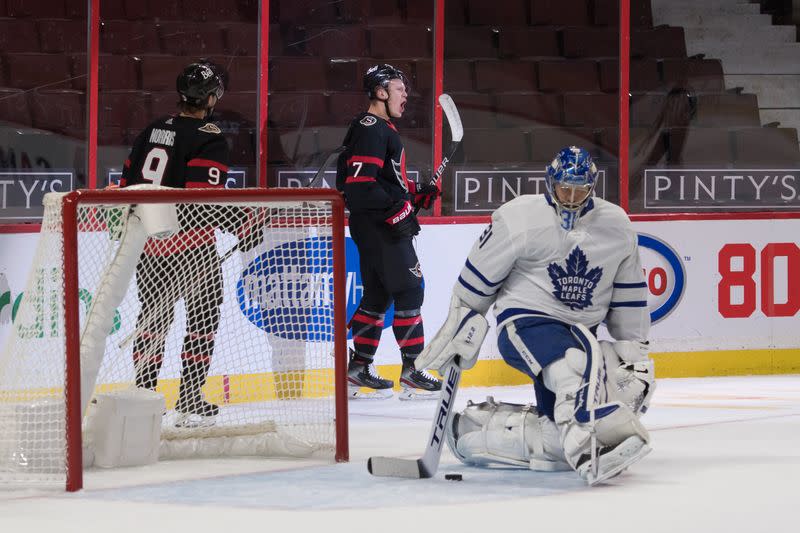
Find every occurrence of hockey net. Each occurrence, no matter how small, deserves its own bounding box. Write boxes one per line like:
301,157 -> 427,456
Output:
0,186 -> 348,490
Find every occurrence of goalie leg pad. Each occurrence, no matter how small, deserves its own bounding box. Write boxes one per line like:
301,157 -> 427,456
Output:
543,325 -> 650,482
446,397 -> 569,471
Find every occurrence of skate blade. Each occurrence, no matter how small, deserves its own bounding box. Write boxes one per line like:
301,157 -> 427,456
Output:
398,388 -> 439,401
348,385 -> 393,400
174,412 -> 218,428
585,437 -> 652,486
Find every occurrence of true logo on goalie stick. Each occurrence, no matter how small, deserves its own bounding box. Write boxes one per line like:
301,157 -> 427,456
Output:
547,247 -> 603,311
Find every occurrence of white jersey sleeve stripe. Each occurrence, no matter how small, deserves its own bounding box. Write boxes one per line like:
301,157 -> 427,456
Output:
465,259 -> 504,287
458,275 -> 497,298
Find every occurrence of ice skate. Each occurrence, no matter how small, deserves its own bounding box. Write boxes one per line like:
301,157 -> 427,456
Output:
399,360 -> 441,401
174,394 -> 219,428
347,350 -> 394,399
576,435 -> 651,486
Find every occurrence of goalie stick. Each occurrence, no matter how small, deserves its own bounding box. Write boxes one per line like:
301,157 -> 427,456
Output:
367,357 -> 462,479
414,93 -> 463,215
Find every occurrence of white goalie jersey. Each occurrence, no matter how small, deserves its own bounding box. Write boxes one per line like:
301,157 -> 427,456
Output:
454,194 -> 650,342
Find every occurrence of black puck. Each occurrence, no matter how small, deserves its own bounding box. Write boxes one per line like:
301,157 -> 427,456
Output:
445,474 -> 463,481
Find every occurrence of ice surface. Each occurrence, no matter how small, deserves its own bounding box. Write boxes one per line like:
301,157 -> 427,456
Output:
2,375 -> 799,533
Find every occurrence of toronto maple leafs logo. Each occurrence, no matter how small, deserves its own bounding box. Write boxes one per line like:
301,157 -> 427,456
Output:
547,247 -> 603,310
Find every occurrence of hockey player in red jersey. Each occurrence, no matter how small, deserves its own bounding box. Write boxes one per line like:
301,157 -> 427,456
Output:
121,62 -> 262,426
336,64 -> 441,400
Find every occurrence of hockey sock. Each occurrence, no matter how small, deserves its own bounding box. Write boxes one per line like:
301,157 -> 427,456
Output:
133,331 -> 166,390
350,307 -> 384,357
393,308 -> 424,357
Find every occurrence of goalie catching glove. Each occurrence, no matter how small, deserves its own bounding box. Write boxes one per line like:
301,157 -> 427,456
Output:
415,294 -> 489,372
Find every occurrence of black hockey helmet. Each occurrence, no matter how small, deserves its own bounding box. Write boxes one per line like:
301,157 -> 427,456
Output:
176,62 -> 225,108
363,64 -> 408,99
198,58 -> 229,92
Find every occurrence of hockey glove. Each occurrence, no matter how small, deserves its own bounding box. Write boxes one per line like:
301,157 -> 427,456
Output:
408,181 -> 439,211
383,200 -> 420,239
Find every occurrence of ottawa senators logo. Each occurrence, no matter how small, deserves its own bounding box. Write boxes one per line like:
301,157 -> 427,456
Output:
198,123 -> 222,134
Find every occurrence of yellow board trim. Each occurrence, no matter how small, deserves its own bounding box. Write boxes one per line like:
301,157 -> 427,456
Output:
4,350 -> 798,407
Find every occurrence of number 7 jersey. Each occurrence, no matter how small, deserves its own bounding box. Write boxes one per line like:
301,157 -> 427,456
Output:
120,115 -> 229,189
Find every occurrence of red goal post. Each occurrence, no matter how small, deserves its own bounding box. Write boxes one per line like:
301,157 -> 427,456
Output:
0,187 -> 348,492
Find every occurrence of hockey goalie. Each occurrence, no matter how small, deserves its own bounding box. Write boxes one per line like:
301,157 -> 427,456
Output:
416,146 -> 656,485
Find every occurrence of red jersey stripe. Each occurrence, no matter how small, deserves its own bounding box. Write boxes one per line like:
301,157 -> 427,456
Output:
345,176 -> 377,184
188,158 -> 229,171
348,156 -> 384,168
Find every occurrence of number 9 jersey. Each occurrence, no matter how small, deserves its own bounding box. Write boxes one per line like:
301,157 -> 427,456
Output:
120,115 -> 229,189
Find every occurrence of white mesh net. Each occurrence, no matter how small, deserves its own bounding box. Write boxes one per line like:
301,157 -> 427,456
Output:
0,187 -> 344,488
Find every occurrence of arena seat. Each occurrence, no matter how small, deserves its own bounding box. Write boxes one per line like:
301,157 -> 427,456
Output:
498,28 -> 560,59
593,0 -> 653,27
632,27 -> 687,59
0,88 -> 31,126
150,90 -> 178,119
98,90 -> 150,129
101,21 -> 161,55
159,22 -> 227,56
563,92 -> 618,127
184,0 -> 249,22
442,60 -> 474,92
0,19 -> 38,53
530,0 -> 590,26
667,128 -> 733,164
661,58 -> 725,93
269,58 -> 328,91
6,0 -> 65,18
467,0 -> 527,26
598,128 -> 668,164
529,127 -> 598,162
29,89 -> 85,133
405,0 -> 435,23
302,26 -> 368,57
328,92 -> 365,125
38,19 -> 85,54
445,27 -> 497,59
369,26 -> 430,59
446,92 -> 495,128
462,128 -> 529,162
562,27 -> 619,59
268,92 -> 329,128
4,53 -> 72,90
538,60 -> 600,92
72,54 -> 138,91
222,23 -> 263,56
695,93 -> 761,128
629,92 -> 671,127
733,127 -> 800,165
140,55 -> 191,91
475,60 -> 537,92
219,91 -> 257,122
495,92 -> 562,128
122,0 -> 182,21
598,59 -> 660,92
64,0 -> 90,19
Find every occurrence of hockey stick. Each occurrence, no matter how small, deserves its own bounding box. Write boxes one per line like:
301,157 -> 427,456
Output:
367,357 -> 462,478
414,94 -> 463,215
303,146 -> 345,188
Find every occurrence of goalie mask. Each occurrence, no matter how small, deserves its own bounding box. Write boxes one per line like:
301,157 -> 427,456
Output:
545,146 -> 598,230
176,62 -> 225,116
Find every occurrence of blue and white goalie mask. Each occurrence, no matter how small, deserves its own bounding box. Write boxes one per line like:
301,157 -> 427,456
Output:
545,146 -> 599,230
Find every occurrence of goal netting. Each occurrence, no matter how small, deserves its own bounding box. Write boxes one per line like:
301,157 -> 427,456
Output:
0,186 -> 348,490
